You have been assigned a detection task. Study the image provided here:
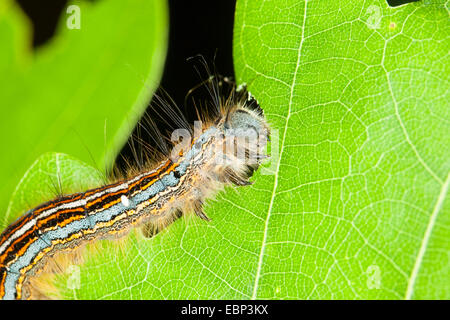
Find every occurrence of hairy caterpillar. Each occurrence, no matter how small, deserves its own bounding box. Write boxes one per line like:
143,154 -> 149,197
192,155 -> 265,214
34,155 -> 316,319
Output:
0,74 -> 269,300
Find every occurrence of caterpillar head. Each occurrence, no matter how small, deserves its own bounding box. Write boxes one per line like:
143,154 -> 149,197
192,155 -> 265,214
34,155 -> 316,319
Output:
169,80 -> 270,188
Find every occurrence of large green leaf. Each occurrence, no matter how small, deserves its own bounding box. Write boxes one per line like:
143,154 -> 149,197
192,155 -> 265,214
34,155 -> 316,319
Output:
0,0 -> 168,224
232,0 -> 449,299
3,0 -> 449,300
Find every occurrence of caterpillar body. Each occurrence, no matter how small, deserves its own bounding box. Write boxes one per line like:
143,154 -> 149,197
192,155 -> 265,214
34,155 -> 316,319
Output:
0,78 -> 269,300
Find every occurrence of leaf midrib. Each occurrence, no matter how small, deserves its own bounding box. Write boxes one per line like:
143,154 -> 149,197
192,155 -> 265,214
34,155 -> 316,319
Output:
405,172 -> 450,299
251,0 -> 310,300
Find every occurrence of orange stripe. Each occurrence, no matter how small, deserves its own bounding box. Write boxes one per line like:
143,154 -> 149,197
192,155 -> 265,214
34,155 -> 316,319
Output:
10,230 -> 39,261
142,162 -> 177,191
86,188 -> 127,208
0,227 -> 37,265
127,160 -> 172,191
33,193 -> 83,215
36,207 -> 85,229
84,181 -> 122,197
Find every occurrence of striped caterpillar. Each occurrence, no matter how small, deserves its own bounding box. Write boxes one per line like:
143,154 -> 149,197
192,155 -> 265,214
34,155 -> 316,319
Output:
0,75 -> 269,300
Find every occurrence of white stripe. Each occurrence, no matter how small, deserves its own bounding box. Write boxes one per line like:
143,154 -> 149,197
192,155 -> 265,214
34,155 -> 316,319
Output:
0,219 -> 37,255
84,182 -> 128,202
35,199 -> 87,220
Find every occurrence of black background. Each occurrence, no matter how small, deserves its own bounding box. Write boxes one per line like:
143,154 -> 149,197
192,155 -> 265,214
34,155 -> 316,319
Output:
15,0 -> 418,172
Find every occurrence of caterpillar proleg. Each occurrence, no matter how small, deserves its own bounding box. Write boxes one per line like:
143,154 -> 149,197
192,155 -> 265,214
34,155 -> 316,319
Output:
0,74 -> 269,300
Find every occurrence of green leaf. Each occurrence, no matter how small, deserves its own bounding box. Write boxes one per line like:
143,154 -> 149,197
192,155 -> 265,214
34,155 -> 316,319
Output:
233,0 -> 450,299
51,0 -> 448,299
3,0 -> 449,300
0,0 -> 168,219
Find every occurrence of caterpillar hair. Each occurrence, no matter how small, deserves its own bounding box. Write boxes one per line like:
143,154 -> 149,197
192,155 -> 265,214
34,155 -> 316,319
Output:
0,62 -> 270,300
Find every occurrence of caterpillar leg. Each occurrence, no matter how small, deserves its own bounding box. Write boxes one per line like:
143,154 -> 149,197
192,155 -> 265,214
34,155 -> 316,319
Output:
140,209 -> 183,238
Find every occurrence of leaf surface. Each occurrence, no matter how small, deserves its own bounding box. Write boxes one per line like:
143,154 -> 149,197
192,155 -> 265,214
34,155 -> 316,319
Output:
232,0 -> 449,299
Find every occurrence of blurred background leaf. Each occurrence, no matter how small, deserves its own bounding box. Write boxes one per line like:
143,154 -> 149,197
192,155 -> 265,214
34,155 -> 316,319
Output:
0,0 -> 168,225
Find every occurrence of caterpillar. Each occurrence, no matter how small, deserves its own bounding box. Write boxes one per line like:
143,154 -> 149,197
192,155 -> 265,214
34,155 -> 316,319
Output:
0,75 -> 270,300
